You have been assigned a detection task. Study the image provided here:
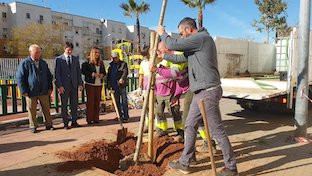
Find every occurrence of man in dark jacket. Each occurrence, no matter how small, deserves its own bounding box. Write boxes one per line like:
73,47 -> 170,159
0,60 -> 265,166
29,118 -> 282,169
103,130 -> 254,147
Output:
156,17 -> 238,176
107,51 -> 129,122
16,44 -> 54,133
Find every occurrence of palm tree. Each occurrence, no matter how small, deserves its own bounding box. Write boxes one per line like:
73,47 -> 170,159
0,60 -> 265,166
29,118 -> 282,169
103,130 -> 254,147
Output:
181,0 -> 216,28
120,0 -> 150,53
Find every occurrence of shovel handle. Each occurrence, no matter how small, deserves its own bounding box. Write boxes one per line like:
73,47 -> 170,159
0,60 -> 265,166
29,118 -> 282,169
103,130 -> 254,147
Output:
110,91 -> 123,128
199,99 -> 217,176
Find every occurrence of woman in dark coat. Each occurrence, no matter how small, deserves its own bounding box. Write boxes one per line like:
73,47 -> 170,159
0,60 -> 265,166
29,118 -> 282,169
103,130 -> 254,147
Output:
82,47 -> 106,124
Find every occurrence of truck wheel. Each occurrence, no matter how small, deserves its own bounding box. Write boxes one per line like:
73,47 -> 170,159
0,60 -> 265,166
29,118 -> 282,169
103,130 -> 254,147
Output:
238,100 -> 259,111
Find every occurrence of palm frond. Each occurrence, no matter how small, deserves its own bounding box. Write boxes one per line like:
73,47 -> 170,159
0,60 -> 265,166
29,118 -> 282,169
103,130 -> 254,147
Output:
181,0 -> 197,8
137,2 -> 150,14
120,3 -> 132,17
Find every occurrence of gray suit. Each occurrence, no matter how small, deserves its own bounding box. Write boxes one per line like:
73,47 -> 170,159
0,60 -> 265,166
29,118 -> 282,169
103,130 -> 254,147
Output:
55,54 -> 83,125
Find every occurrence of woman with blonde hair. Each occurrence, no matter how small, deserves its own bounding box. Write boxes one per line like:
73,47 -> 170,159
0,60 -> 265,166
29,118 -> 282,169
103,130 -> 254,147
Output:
82,47 -> 106,124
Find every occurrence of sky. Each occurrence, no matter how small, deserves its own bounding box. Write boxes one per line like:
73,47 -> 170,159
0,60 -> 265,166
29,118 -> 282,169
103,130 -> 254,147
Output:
1,0 -> 304,43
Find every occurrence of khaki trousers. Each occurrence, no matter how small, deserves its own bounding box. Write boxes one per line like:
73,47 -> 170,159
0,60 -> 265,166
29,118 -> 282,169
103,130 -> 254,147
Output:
26,95 -> 52,128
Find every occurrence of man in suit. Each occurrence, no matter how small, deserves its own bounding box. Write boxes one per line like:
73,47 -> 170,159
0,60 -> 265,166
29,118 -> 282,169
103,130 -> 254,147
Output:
55,42 -> 83,129
16,44 -> 54,133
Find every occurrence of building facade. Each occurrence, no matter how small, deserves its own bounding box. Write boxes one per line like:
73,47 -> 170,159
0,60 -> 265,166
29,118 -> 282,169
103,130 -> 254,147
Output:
0,1 -> 170,60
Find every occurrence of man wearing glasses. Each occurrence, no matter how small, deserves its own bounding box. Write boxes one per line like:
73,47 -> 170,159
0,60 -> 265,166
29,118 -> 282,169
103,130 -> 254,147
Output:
156,17 -> 238,176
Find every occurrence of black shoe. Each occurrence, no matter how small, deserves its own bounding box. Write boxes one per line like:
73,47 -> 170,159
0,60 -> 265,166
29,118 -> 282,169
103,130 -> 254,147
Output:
143,126 -> 148,133
45,126 -> 54,131
177,129 -> 184,137
87,121 -> 93,125
93,121 -> 100,124
217,167 -> 238,176
30,128 -> 37,133
64,124 -> 69,130
71,122 -> 81,128
168,160 -> 190,174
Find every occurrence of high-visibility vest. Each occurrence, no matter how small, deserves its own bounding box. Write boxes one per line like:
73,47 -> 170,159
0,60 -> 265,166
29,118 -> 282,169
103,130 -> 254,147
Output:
129,54 -> 143,70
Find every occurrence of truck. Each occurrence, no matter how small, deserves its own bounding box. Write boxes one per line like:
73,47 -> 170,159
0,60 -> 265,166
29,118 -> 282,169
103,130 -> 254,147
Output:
217,28 -> 312,112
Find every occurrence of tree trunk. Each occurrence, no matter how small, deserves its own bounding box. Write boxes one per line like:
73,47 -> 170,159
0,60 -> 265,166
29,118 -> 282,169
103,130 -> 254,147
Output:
266,27 -> 270,44
198,6 -> 203,28
136,16 -> 141,53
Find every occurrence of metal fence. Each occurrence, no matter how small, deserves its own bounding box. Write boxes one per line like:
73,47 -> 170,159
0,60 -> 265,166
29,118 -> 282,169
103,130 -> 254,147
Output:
0,78 -> 139,116
0,58 -> 139,116
0,58 -> 55,79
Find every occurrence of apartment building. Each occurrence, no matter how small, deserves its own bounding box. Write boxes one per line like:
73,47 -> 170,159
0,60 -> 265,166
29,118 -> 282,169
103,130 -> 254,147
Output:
0,1 -> 161,60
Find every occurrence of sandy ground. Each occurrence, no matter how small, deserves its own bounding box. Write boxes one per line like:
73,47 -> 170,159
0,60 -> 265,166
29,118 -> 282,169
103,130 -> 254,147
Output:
0,98 -> 311,176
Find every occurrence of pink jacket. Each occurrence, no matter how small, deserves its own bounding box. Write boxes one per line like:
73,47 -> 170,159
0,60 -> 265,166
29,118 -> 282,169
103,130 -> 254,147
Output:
156,66 -> 189,98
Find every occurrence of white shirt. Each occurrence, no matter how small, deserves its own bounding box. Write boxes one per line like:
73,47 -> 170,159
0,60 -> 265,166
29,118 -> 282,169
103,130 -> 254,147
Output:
64,54 -> 71,64
94,66 -> 102,86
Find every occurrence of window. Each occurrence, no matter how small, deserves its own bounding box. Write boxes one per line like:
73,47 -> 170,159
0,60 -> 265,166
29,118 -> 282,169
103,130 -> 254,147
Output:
26,13 -> 30,19
141,33 -> 146,40
75,30 -> 79,34
96,28 -> 100,34
119,28 -> 122,34
39,15 -> 44,21
3,28 -> 8,33
3,34 -> 7,38
76,42 -> 79,47
63,22 -> 68,26
52,21 -> 56,25
2,12 -> 7,18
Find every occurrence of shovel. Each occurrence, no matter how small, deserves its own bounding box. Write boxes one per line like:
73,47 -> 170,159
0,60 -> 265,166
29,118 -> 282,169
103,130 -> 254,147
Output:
110,90 -> 128,143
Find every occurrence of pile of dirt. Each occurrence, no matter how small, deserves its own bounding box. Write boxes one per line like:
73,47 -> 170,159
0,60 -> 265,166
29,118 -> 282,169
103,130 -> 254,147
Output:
56,135 -> 184,176
117,136 -> 137,157
56,139 -> 122,172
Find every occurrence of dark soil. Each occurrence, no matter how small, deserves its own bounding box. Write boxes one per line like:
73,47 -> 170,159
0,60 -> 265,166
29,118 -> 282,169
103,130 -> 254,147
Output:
56,134 -> 183,176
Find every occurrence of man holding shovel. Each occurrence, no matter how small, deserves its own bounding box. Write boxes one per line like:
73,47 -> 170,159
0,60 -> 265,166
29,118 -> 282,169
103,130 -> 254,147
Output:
107,51 -> 129,123
155,17 -> 238,176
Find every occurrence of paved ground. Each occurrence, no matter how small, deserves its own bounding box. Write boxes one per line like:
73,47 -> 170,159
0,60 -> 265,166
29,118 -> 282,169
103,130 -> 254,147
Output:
0,98 -> 311,176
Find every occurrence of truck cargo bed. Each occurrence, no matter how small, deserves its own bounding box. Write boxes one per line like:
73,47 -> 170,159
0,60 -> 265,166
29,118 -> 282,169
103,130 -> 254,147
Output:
221,78 -> 288,100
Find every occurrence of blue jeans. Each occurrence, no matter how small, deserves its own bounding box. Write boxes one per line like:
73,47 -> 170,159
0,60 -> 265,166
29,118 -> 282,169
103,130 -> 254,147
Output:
113,88 -> 129,120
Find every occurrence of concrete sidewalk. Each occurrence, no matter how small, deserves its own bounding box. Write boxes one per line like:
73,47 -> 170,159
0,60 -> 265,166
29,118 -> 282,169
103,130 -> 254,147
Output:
0,99 -> 312,176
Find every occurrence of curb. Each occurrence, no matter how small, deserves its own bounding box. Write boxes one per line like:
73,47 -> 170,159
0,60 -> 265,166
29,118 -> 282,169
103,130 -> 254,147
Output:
0,112 -> 61,130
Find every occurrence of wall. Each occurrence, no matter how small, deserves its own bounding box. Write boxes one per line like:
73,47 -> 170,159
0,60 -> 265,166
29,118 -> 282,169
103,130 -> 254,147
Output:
215,37 -> 276,78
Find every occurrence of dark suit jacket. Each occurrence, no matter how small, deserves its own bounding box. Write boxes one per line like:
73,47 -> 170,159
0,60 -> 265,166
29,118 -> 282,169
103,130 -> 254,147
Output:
54,54 -> 83,90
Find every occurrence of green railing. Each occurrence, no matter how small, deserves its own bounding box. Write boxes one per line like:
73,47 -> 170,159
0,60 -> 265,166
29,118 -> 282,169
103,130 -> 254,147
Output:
0,77 -> 139,116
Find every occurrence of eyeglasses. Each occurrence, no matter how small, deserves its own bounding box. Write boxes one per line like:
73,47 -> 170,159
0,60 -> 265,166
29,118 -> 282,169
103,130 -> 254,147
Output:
179,27 -> 187,36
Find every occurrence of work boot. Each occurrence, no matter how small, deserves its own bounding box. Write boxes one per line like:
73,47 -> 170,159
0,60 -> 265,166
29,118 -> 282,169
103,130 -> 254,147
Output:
196,139 -> 218,154
143,126 -> 148,133
173,129 -> 184,143
30,128 -> 37,133
217,167 -> 239,176
189,154 -> 197,165
156,129 -> 168,137
168,160 -> 190,174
